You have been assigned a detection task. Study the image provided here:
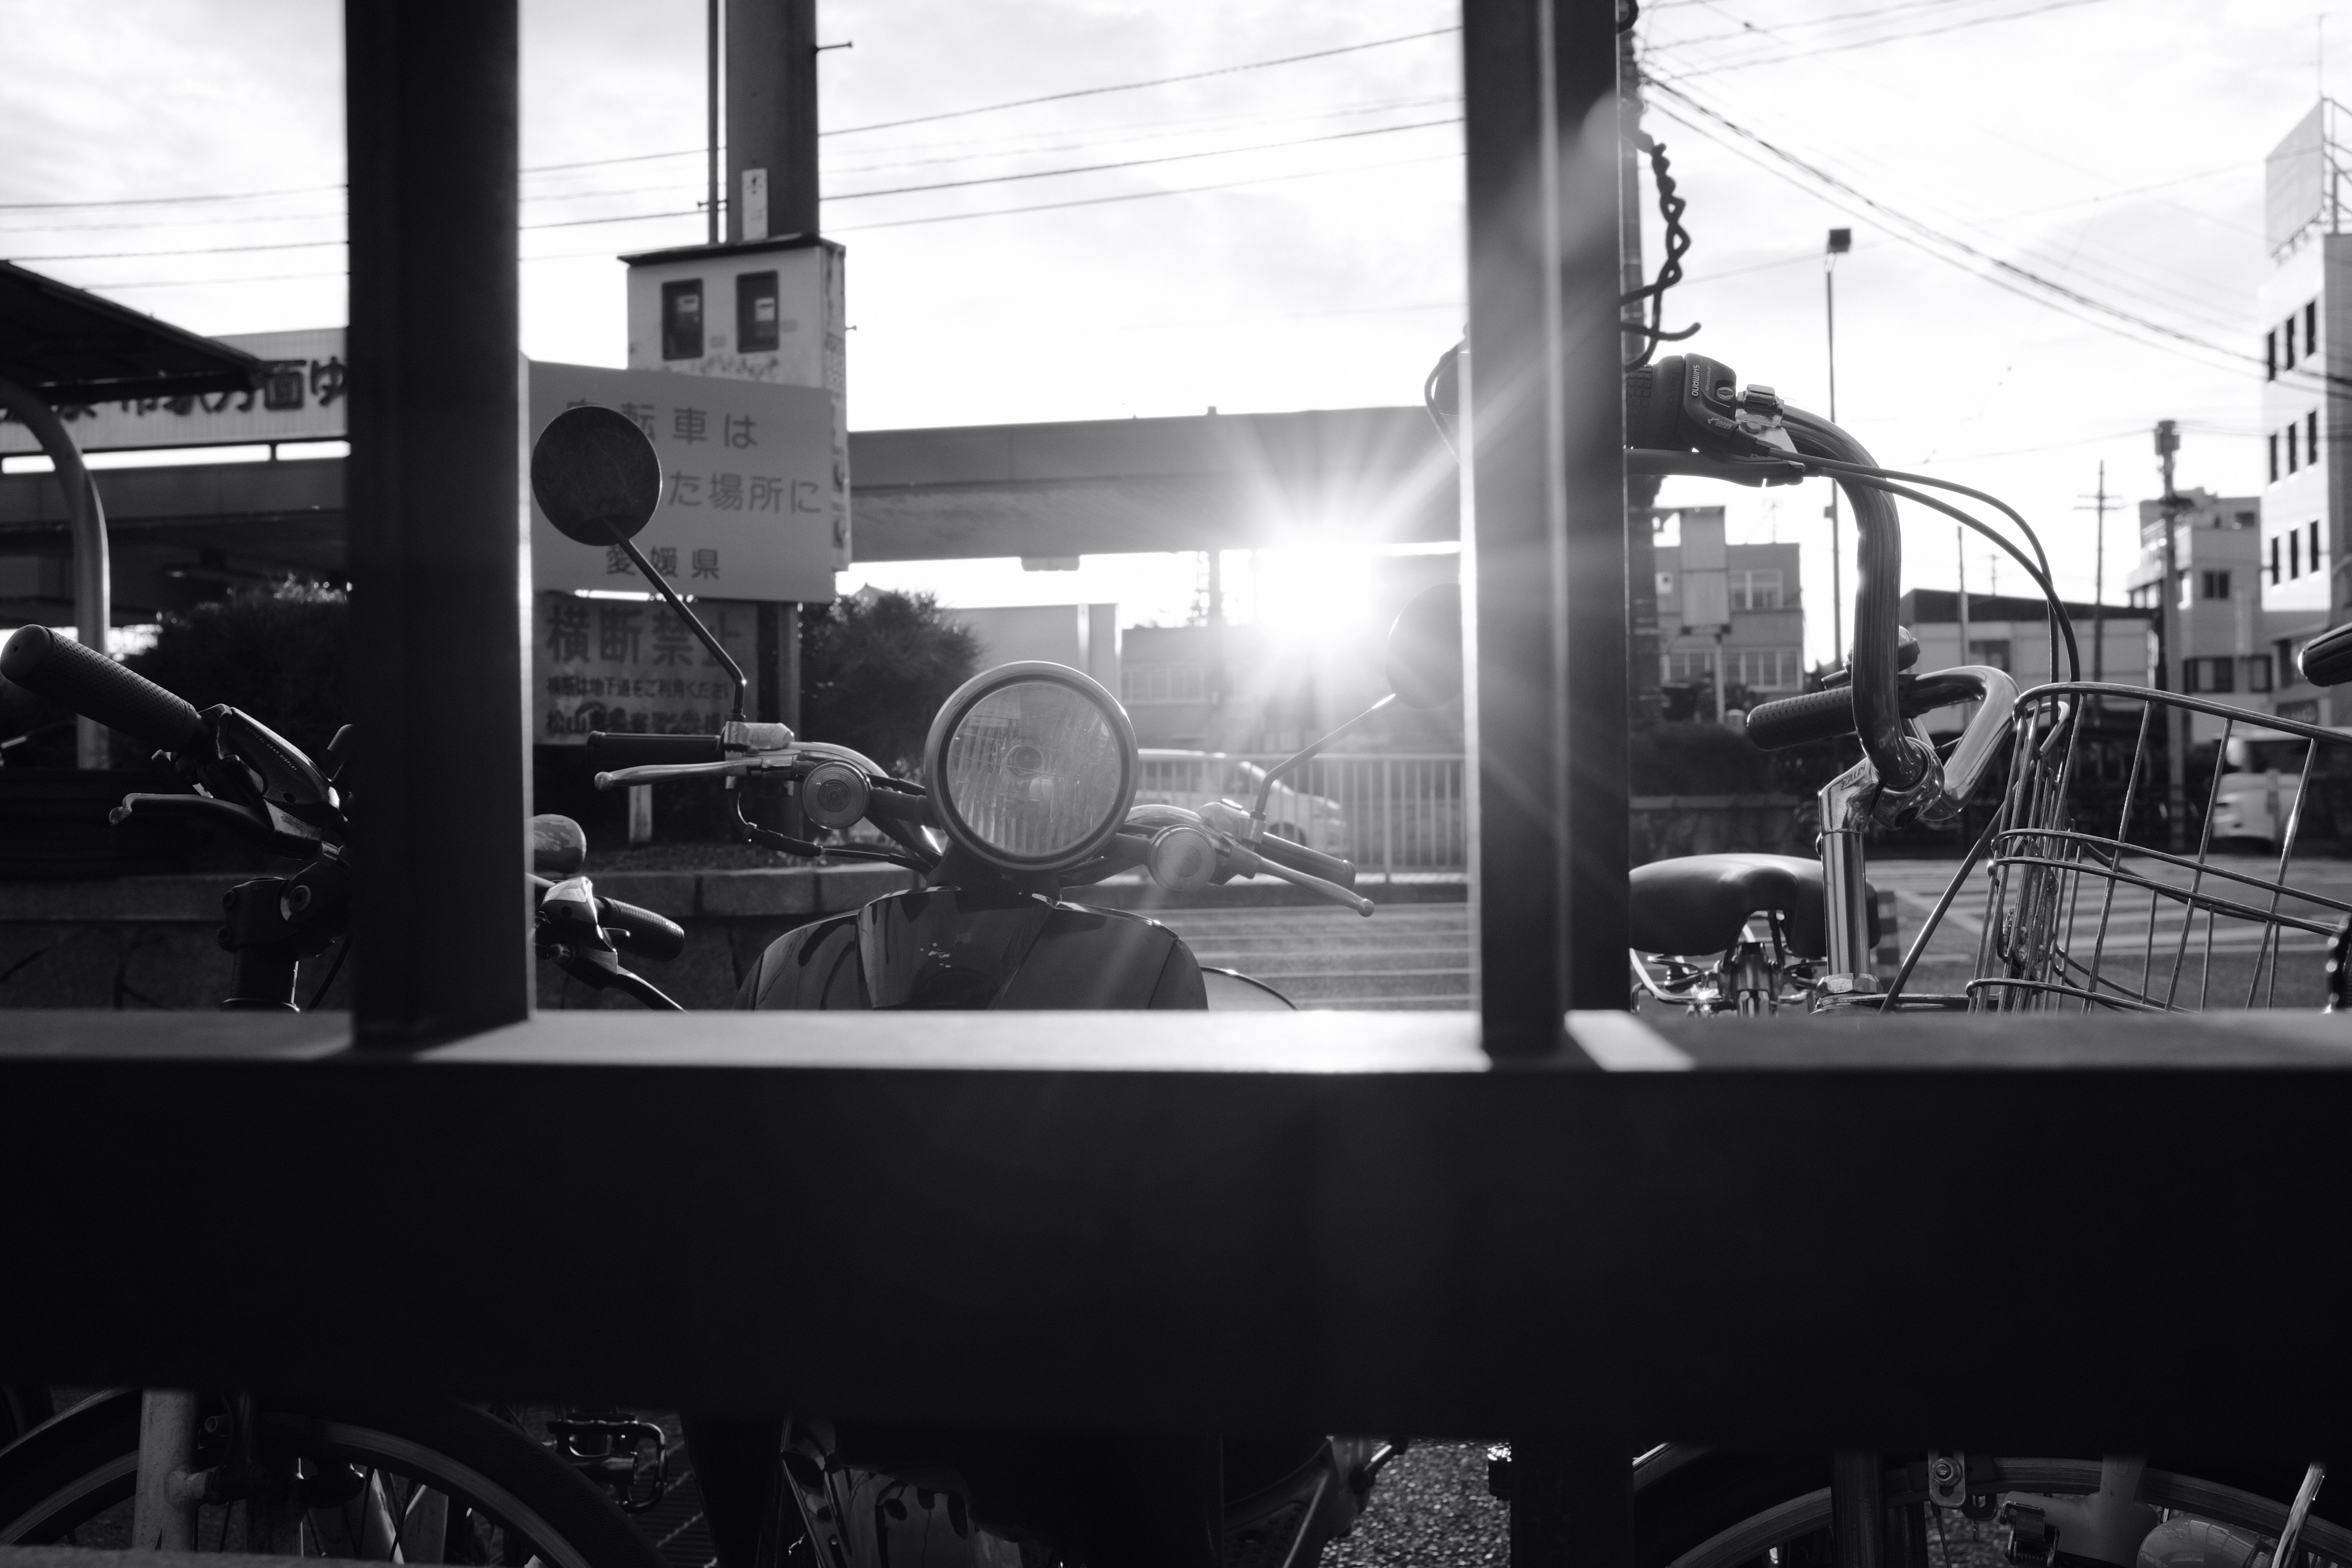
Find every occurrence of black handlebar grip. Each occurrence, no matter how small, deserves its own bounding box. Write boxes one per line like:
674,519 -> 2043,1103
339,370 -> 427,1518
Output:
1254,830 -> 1358,891
585,731 -> 725,768
597,897 -> 687,962
1745,687 -> 1856,751
0,624 -> 205,752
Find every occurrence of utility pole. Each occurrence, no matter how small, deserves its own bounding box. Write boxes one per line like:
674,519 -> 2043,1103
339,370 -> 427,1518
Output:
706,0 -> 721,244
1955,530 -> 1970,668
2155,421 -> 2188,851
1824,228 -> 1851,668
2075,461 -> 2114,683
726,0 -> 820,756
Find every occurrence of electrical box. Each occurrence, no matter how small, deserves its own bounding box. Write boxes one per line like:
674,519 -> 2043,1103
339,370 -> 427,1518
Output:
623,235 -> 848,571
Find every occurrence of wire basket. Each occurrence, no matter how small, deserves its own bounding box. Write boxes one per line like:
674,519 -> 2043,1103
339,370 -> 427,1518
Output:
1961,682 -> 2352,1013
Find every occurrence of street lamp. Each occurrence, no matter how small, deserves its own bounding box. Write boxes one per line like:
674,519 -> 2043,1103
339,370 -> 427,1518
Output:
1825,228 -> 1852,670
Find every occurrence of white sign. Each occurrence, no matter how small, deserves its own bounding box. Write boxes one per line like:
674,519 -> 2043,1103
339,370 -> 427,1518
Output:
0,328 -> 348,454
534,591 -> 764,745
528,361 -> 837,603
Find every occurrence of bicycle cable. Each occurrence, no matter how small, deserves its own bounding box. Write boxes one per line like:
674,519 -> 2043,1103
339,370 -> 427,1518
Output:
1802,464 -> 2080,682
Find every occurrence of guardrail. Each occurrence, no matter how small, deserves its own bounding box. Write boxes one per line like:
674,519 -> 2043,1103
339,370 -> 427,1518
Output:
1137,753 -> 1467,874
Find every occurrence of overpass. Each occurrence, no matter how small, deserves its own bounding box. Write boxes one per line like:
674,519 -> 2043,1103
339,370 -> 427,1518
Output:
0,405 -> 1458,624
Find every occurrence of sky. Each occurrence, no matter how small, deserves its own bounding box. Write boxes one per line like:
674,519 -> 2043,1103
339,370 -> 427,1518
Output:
0,0 -> 2331,663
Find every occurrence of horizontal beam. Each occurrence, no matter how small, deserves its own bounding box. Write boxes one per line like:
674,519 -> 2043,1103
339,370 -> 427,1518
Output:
7,1007 -> 2352,1451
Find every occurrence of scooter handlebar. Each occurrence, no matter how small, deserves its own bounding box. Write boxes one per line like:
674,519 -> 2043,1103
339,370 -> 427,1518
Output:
1,625 -> 205,752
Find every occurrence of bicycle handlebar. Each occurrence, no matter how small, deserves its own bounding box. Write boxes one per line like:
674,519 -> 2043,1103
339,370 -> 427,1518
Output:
1,625 -> 206,752
1747,668 -> 1993,752
585,731 -> 725,768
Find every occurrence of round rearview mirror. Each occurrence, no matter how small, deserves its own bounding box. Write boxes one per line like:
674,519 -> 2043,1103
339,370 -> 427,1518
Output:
1386,582 -> 1463,709
531,404 -> 662,546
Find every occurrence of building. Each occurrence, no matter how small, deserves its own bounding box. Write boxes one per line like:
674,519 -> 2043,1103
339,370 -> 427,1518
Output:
1651,508 -> 1803,716
2124,488 -> 2276,737
2260,101 -> 2352,723
951,603 -> 1119,693
1898,588 -> 2154,736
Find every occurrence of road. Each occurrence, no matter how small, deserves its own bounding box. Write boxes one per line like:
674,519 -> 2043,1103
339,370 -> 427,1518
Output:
1143,852 -> 2352,1014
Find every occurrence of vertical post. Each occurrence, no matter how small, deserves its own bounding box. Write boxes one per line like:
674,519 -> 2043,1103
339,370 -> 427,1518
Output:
707,0 -> 723,244
0,379 -> 110,768
1824,234 -> 1846,668
2155,420 -> 2187,850
346,0 -> 530,1046
2092,461 -> 2108,683
728,0 -> 820,241
1956,529 -> 1969,665
1464,0 -> 1626,1057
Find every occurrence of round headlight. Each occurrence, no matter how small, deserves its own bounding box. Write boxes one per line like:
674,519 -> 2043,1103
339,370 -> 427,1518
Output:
923,663 -> 1137,872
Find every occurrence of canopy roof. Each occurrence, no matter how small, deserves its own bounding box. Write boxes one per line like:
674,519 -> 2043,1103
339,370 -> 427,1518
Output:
0,261 -> 263,404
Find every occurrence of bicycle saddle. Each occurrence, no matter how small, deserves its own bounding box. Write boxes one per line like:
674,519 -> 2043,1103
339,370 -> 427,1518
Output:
1629,852 -> 1881,959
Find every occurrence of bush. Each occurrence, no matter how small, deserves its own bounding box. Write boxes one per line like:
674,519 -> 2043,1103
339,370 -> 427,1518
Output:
126,580 -> 349,762
800,590 -> 979,776
1629,721 -> 1774,796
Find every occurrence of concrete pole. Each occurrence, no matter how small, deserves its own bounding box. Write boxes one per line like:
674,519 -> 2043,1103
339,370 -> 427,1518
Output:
0,373 -> 110,768
2157,421 -> 2188,851
727,0 -> 819,750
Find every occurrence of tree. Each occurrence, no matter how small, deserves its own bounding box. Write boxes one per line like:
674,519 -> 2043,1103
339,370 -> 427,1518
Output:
799,590 -> 979,776
126,580 -> 349,761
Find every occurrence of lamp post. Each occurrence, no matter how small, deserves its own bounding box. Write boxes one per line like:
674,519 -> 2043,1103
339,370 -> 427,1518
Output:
1825,228 -> 1851,671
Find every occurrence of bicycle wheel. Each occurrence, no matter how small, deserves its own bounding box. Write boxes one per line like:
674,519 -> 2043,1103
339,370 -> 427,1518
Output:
1634,1449 -> 2351,1568
0,1389 -> 663,1568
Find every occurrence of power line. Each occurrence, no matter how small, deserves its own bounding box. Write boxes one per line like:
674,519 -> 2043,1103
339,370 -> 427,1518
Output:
11,116 -> 1464,263
1640,77 -> 2261,375
1654,0 -> 2119,78
823,26 -> 1461,137
0,25 -> 1462,212
829,116 -> 1458,202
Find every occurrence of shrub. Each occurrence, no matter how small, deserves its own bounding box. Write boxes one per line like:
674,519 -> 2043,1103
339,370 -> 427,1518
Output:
800,590 -> 979,776
1629,721 -> 1774,796
126,580 -> 349,762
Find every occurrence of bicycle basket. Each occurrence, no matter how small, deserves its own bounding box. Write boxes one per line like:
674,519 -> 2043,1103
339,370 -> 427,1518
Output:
1967,682 -> 2352,1013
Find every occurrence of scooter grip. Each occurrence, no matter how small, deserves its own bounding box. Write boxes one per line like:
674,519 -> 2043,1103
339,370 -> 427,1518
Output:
1745,687 -> 1854,751
0,625 -> 205,752
1253,831 -> 1358,892
585,731 -> 725,768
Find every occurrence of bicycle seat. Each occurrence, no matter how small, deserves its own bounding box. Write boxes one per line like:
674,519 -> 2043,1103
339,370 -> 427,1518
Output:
1629,852 -> 1880,958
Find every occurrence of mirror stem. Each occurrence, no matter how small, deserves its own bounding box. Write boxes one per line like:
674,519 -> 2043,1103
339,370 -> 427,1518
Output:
607,528 -> 749,719
1251,692 -> 1397,837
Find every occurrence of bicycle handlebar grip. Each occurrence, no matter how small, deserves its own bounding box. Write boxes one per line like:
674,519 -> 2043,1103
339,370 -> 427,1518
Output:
1745,688 -> 1855,751
1252,830 -> 1358,892
584,731 -> 725,768
0,625 -> 205,752
597,897 -> 687,962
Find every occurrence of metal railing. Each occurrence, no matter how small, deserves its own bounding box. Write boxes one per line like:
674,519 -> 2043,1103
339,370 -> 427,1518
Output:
1134,753 -> 1468,875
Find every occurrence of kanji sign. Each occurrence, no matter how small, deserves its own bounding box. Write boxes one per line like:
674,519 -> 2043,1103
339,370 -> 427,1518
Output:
533,592 -> 765,745
0,327 -> 348,454
528,362 -> 837,603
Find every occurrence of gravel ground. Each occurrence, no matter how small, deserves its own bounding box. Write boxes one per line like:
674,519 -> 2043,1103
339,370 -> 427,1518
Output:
1324,1443 -> 1509,1568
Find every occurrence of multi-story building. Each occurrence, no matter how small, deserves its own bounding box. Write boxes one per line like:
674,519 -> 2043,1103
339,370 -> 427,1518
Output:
1652,512 -> 1803,714
1897,588 -> 2154,738
2260,101 -> 2352,723
2125,488 -> 2275,739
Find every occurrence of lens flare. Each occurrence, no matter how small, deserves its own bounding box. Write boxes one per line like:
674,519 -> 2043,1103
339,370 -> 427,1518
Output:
941,680 -> 1128,863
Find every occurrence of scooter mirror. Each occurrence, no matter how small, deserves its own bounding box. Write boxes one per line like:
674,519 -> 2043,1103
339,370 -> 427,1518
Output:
1385,582 -> 1463,709
531,404 -> 663,547
2299,622 -> 2352,688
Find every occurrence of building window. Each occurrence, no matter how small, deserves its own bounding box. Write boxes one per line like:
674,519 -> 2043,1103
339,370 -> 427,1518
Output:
2247,654 -> 2275,693
2311,520 -> 2323,577
1726,648 -> 1800,690
2272,535 -> 2283,585
1729,569 -> 1783,610
1966,639 -> 2012,672
2293,528 -> 2304,578
737,271 -> 781,354
2200,570 -> 2231,600
2269,328 -> 2280,380
2272,432 -> 2282,483
2183,657 -> 2236,694
2289,421 -> 2300,473
2308,299 -> 2320,360
1120,664 -> 1207,704
2287,314 -> 2299,364
2311,409 -> 2322,467
1663,651 -> 1714,684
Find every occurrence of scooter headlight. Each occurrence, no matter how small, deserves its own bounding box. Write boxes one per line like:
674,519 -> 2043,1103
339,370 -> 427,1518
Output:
924,663 -> 1137,873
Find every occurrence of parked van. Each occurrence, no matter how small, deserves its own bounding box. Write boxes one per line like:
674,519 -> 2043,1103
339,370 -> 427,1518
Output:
1135,749 -> 1352,858
2207,731 -> 2352,847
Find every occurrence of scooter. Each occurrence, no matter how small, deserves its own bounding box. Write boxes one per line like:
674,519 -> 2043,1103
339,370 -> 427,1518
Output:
530,404 -> 1444,1568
